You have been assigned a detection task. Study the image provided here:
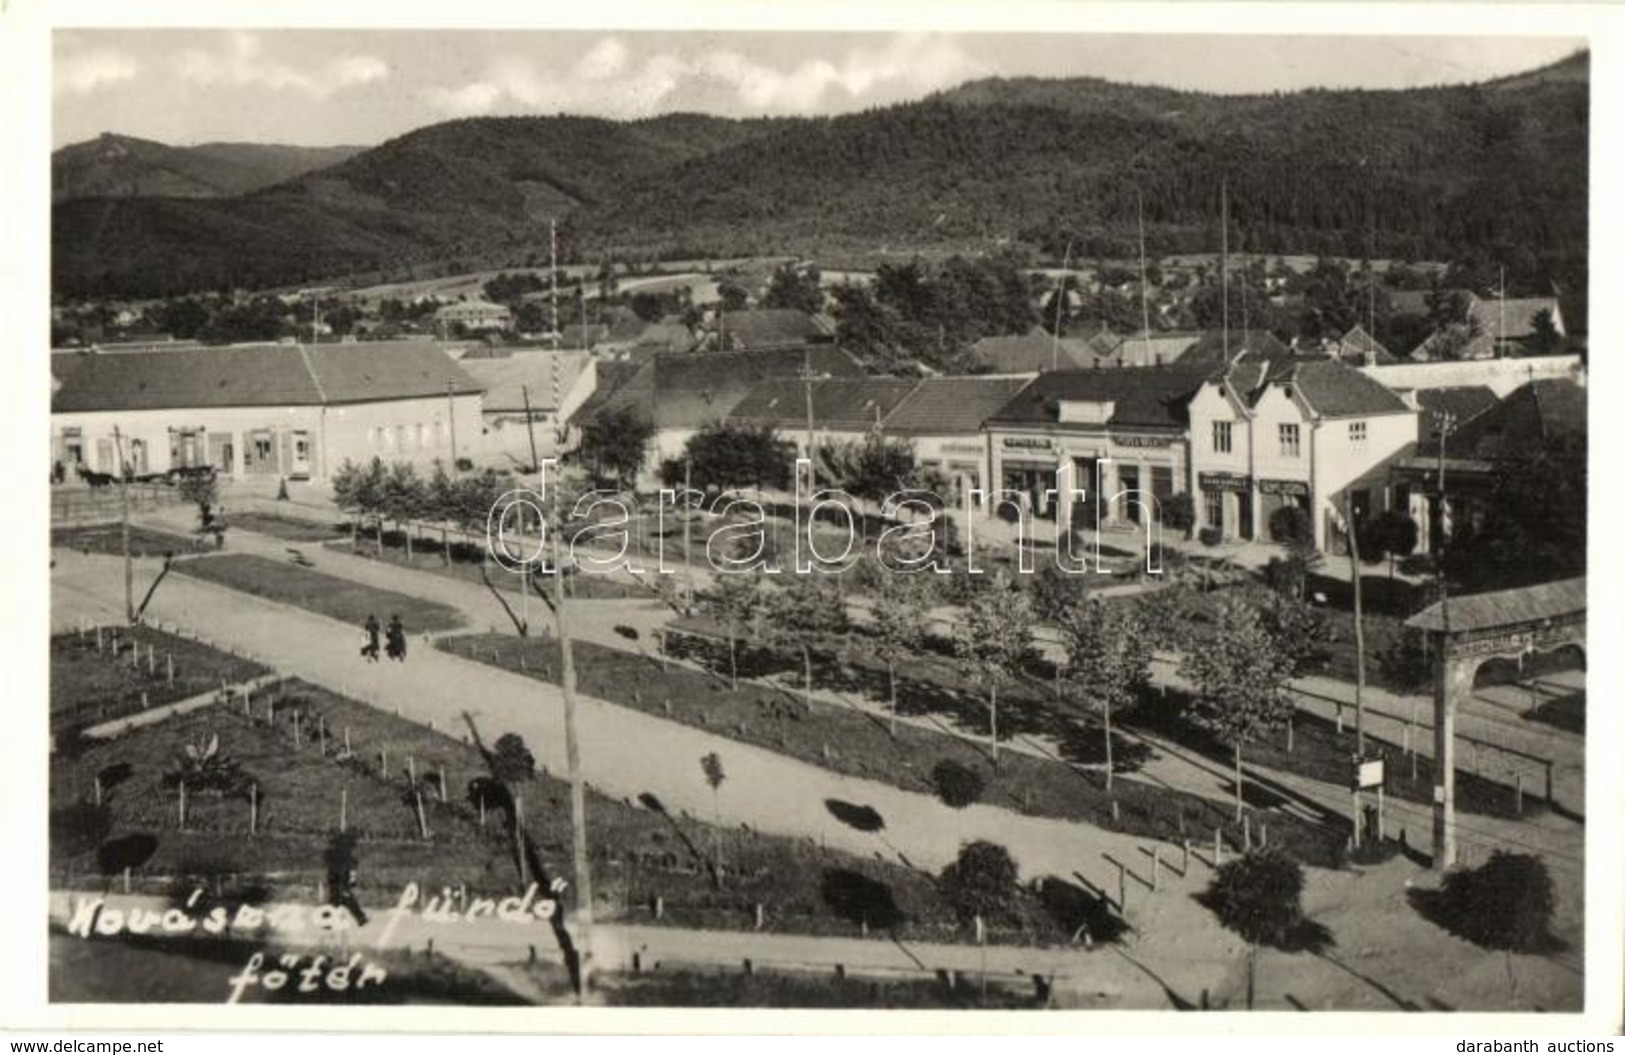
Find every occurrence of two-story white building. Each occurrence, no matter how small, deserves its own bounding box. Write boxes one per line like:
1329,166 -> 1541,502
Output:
1185,355 -> 1419,551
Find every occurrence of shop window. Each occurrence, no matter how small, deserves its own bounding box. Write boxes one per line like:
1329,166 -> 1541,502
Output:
1203,489 -> 1224,531
1279,423 -> 1300,457
1212,421 -> 1233,454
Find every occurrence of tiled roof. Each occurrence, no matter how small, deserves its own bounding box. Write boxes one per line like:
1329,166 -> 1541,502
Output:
458,352 -> 590,413
1284,359 -> 1413,418
970,330 -> 1093,373
1337,325 -> 1399,365
716,309 -> 833,350
1412,386 -> 1500,451
986,366 -> 1213,430
1407,576 -> 1584,634
882,376 -> 1037,435
727,378 -> 920,432
52,342 -> 482,413
573,345 -> 863,431
1176,329 -> 1292,365
1440,377 -> 1586,460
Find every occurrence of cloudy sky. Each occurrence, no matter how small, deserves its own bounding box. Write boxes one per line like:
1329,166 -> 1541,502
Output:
52,29 -> 1585,148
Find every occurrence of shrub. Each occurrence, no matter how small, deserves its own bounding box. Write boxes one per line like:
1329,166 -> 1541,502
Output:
1264,555 -> 1307,598
938,840 -> 1019,925
1161,492 -> 1196,533
930,759 -> 986,809
1198,526 -> 1224,547
1204,847 -> 1305,948
1434,851 -> 1555,952
1268,505 -> 1314,550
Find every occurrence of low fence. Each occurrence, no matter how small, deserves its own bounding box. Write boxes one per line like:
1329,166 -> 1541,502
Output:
51,483 -> 187,526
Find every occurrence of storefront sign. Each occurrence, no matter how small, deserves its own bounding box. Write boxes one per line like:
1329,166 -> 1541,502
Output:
939,443 -> 984,455
1198,471 -> 1250,493
1111,433 -> 1174,449
1002,437 -> 1053,450
1257,478 -> 1309,497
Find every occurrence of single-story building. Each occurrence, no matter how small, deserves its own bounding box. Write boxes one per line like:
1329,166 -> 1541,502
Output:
51,342 -> 484,484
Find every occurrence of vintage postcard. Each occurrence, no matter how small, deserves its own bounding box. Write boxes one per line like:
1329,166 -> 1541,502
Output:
4,0 -> 1620,1036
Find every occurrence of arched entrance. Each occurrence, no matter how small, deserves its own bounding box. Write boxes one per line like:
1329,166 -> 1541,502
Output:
1405,577 -> 1585,870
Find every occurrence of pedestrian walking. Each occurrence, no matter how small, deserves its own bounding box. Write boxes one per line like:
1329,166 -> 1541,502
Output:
386,614 -> 406,663
361,614 -> 381,662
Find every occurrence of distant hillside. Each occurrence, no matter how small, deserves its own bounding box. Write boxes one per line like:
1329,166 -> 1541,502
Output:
52,55 -> 1587,299
51,133 -> 365,202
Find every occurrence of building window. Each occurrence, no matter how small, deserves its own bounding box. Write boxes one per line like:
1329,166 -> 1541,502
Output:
1279,423 -> 1300,457
1212,421 -> 1233,454
1349,421 -> 1367,444
415,424 -> 426,450
1203,489 -> 1224,531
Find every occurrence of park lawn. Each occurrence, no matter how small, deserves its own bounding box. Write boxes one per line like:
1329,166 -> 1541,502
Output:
175,553 -> 465,632
321,535 -> 652,603
50,626 -> 269,735
226,511 -> 350,543
49,681 -> 1073,947
440,631 -> 1347,869
53,523 -> 196,559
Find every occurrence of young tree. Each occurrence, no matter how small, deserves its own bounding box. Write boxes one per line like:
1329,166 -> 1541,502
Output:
835,433 -> 918,512
762,573 -> 848,710
356,458 -> 391,553
683,422 -> 796,493
955,570 -> 1035,768
578,406 -> 655,489
490,732 -> 536,884
1058,598 -> 1152,791
1363,509 -> 1420,582
700,751 -> 727,885
761,264 -> 824,315
868,561 -> 932,736
176,469 -> 219,535
383,462 -> 426,561
330,460 -> 365,551
426,460 -> 459,565
938,840 -> 1019,927
1179,595 -> 1296,820
698,572 -> 765,690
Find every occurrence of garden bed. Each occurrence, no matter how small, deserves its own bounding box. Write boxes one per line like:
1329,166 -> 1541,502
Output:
175,554 -> 465,631
226,512 -> 350,543
438,630 -> 1348,868
49,682 -> 1075,948
52,524 -> 195,559
50,625 -> 269,736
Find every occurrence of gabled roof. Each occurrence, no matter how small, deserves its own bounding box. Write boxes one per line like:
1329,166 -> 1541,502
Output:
52,342 -> 482,413
1336,325 -> 1399,365
435,298 -> 510,317
1438,377 -> 1586,460
727,377 -> 920,432
970,330 -> 1093,373
1280,359 -> 1413,418
882,376 -> 1036,435
458,351 -> 590,414
1176,329 -> 1292,365
572,345 -> 863,431
1104,329 -> 1203,365
716,308 -> 833,350
986,366 -> 1213,430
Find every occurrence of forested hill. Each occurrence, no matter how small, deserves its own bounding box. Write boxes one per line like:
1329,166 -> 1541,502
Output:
52,53 -> 1586,298
52,133 -> 364,202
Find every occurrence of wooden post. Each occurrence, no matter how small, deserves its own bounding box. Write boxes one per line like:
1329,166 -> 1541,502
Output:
123,867 -> 131,894
167,653 -> 175,684
1214,827 -> 1223,866
1116,859 -> 1127,917
415,787 -> 429,839
1110,799 -> 1120,825
93,773 -> 102,807
147,645 -> 156,675
754,903 -> 764,930
408,755 -> 416,783
250,782 -> 258,835
438,768 -> 448,802
340,787 -> 348,832
319,718 -> 327,757
1243,814 -> 1251,851
293,712 -> 301,748
1335,699 -> 1343,734
1182,838 -> 1190,874
1376,786 -> 1385,840
96,627 -> 103,652
178,781 -> 187,829
654,895 -> 663,920
1152,847 -> 1160,891
1286,717 -> 1294,754
381,748 -> 389,777
141,691 -> 148,710
344,727 -> 352,755
1515,772 -> 1524,815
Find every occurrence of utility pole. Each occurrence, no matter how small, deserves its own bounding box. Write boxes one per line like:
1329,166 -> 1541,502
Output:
1221,177 -> 1230,364
550,219 -> 560,351
1138,192 -> 1153,365
1051,241 -> 1072,371
550,469 -> 594,999
446,381 -> 460,470
112,426 -> 133,624
1431,410 -> 1458,868
1343,493 -> 1367,758
521,385 -> 541,475
683,458 -> 695,610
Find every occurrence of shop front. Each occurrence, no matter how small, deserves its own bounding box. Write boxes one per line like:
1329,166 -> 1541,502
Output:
998,436 -> 1059,520
1257,477 -> 1311,541
1198,470 -> 1253,540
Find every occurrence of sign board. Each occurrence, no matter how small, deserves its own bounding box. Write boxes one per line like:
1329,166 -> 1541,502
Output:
1433,784 -> 1446,804
1111,433 -> 1174,448
1002,436 -> 1052,450
1198,471 -> 1251,493
1352,756 -> 1385,790
1257,478 -> 1310,497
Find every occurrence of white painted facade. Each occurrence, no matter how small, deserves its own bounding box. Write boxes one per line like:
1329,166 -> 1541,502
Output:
1361,355 -> 1583,399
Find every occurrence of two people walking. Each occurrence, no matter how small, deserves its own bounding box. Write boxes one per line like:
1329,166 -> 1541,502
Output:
360,613 -> 407,663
